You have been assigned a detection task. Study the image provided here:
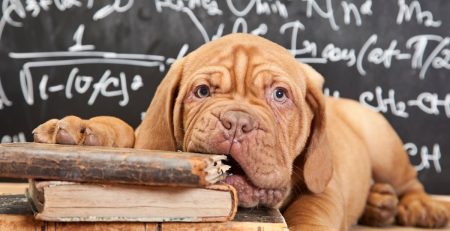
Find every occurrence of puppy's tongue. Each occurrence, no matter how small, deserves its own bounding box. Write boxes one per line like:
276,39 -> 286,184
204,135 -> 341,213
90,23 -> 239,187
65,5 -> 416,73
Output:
224,174 -> 285,208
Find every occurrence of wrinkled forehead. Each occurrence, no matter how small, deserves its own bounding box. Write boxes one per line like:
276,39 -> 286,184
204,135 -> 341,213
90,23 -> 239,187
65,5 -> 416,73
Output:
181,34 -> 307,90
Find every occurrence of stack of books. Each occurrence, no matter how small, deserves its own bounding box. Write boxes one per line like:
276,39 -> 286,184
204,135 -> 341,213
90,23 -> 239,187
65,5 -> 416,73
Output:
0,142 -> 288,230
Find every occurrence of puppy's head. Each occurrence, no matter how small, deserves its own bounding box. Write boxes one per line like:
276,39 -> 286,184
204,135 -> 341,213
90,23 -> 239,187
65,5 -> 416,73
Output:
136,34 -> 332,208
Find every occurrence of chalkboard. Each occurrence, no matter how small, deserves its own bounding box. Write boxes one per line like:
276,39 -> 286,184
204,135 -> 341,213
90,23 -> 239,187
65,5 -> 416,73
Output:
0,0 -> 448,194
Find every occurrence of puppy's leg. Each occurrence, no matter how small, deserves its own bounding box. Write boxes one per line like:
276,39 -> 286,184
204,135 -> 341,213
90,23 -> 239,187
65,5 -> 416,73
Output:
84,116 -> 135,147
283,180 -> 344,231
330,100 -> 448,227
397,188 -> 448,228
33,116 -> 134,148
371,139 -> 448,228
359,183 -> 398,227
363,113 -> 449,227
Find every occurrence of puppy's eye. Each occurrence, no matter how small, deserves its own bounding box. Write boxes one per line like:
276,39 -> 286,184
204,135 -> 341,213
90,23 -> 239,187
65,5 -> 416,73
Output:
194,85 -> 210,98
273,87 -> 288,102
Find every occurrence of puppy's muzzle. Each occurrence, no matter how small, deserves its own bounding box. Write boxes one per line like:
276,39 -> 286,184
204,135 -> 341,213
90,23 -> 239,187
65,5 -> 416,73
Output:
220,111 -> 256,140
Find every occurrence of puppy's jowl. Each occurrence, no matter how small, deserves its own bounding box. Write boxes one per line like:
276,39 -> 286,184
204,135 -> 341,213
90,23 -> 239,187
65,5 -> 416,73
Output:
34,34 -> 448,231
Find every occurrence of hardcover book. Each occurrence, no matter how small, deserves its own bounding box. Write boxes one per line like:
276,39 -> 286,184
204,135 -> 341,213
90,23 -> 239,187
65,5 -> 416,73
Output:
27,180 -> 238,222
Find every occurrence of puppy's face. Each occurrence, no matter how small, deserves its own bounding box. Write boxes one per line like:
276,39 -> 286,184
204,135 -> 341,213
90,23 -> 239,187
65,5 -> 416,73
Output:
174,35 -> 317,208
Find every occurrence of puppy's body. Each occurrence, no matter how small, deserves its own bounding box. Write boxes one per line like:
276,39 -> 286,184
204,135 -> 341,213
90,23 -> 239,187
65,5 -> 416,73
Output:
33,34 -> 448,231
284,98 -> 418,230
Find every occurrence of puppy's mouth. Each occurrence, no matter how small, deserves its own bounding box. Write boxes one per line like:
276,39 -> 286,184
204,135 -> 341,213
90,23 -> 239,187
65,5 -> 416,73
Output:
222,155 -> 287,208
185,117 -> 288,208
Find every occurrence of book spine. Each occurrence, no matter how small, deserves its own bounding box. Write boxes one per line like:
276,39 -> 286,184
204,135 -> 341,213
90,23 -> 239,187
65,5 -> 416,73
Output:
0,143 -> 226,187
203,184 -> 238,222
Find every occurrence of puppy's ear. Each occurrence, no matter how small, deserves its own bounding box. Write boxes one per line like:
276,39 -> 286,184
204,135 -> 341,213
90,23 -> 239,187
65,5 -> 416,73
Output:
299,63 -> 324,90
134,59 -> 185,150
301,64 -> 333,194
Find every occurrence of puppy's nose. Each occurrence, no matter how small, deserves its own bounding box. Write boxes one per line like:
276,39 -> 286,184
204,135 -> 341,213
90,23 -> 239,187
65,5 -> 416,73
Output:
221,111 -> 255,134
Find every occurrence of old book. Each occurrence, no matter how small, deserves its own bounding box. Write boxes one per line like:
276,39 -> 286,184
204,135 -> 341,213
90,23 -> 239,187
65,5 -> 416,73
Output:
26,180 -> 238,222
0,142 -> 229,187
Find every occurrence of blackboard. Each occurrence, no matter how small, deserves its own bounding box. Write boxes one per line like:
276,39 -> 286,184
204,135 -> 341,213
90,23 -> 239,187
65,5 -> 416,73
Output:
0,0 -> 448,194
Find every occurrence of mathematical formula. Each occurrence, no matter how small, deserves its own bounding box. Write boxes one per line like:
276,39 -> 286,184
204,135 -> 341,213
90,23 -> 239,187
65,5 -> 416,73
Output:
360,87 -> 450,119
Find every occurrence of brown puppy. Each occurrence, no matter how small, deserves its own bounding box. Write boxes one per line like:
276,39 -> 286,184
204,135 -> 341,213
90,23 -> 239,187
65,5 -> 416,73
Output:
33,34 -> 448,230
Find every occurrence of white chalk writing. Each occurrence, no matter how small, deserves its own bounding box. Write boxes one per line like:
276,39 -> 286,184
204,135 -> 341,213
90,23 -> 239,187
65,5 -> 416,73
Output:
406,35 -> 450,79
9,25 -> 191,107
155,0 -> 216,42
155,0 -> 222,16
92,0 -> 134,21
282,29 -> 449,79
149,0 -> 449,79
1,132 -> 26,143
226,0 -> 288,18
360,87 -> 450,119
303,0 -> 339,31
0,77 -> 13,110
405,143 -> 442,173
17,58 -> 161,106
303,0 -> 372,30
360,87 -> 409,118
341,1 -> 373,26
0,0 -> 135,40
37,68 -> 143,106
408,92 -> 450,118
397,0 -> 442,28
68,24 -> 95,52
323,88 -> 340,98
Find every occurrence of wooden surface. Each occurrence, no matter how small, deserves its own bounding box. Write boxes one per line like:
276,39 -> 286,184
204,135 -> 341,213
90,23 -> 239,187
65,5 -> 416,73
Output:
0,142 -> 228,187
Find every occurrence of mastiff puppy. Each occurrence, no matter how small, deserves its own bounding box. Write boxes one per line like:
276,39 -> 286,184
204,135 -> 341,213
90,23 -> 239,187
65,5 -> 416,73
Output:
33,34 -> 448,231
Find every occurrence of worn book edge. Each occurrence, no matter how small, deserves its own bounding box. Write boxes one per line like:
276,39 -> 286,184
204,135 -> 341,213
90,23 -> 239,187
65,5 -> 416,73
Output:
202,154 -> 231,185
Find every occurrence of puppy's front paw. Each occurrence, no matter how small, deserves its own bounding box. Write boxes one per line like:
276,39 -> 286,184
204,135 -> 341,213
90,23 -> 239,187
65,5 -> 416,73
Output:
360,183 -> 398,227
33,116 -> 134,148
33,118 -> 59,143
33,116 -> 86,145
397,192 -> 448,228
